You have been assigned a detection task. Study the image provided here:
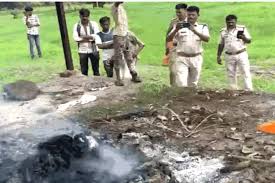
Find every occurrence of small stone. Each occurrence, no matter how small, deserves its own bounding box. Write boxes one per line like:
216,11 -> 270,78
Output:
244,133 -> 254,139
191,105 -> 201,111
157,115 -> 168,121
270,155 -> 275,161
230,127 -> 237,131
241,145 -> 254,154
59,70 -> 76,77
189,150 -> 200,156
148,173 -> 162,183
226,132 -> 245,141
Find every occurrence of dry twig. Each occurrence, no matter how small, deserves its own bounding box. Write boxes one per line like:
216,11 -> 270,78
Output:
142,118 -> 180,134
192,113 -> 217,132
161,107 -> 191,132
226,155 -> 275,165
185,124 -> 217,138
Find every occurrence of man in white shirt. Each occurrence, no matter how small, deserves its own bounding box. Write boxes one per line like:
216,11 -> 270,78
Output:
73,8 -> 101,76
23,6 -> 42,59
167,6 -> 210,87
217,14 -> 253,91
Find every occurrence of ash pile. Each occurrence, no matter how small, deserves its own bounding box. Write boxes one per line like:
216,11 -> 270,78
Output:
19,133 -> 147,183
118,132 -> 225,183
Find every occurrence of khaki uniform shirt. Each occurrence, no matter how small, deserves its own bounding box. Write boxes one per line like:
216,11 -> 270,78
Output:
166,17 -> 188,36
111,4 -> 128,37
171,22 -> 210,54
219,25 -> 251,53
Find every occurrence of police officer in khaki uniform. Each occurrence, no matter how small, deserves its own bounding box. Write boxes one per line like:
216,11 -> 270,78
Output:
165,4 -> 188,82
165,3 -> 188,56
217,14 -> 253,91
167,6 -> 210,87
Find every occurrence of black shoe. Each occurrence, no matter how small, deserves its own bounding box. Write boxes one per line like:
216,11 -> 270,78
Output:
115,80 -> 124,86
131,76 -> 142,83
131,72 -> 142,83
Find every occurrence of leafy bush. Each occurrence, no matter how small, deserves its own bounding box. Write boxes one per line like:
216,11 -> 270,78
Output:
10,9 -> 19,19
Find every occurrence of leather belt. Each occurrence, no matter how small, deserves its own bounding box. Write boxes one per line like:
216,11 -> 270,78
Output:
225,48 -> 246,55
177,52 -> 201,57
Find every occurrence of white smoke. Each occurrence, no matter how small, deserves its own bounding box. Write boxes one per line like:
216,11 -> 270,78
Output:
97,145 -> 138,177
75,143 -> 139,179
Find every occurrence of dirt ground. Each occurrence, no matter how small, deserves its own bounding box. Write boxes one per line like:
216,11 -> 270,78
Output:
76,86 -> 275,182
2,73 -> 275,182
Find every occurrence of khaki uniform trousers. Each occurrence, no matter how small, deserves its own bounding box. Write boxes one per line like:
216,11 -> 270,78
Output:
170,52 -> 203,87
224,51 -> 253,91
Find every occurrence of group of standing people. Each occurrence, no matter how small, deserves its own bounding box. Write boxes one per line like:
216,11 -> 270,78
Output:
23,3 -> 144,87
166,3 -> 253,91
72,2 -> 144,86
23,3 -> 254,91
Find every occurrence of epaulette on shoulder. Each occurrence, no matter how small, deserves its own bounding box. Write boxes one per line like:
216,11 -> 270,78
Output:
237,25 -> 245,28
170,17 -> 178,23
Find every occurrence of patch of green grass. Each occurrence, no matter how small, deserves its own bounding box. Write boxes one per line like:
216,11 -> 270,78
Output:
0,3 -> 275,93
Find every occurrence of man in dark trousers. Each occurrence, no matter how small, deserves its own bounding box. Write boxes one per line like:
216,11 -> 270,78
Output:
73,8 -> 101,76
97,16 -> 114,77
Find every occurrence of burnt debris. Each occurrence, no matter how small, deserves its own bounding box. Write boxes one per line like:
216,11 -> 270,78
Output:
20,133 -> 146,183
